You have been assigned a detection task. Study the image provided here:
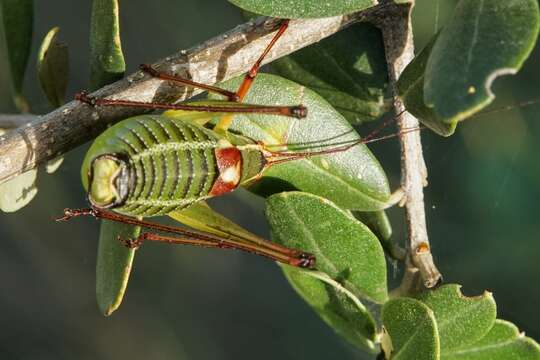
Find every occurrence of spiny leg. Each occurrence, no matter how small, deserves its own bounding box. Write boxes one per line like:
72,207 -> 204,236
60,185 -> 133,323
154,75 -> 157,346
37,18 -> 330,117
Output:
236,19 -> 290,101
75,90 -> 306,118
120,232 -> 314,268
74,20 -> 304,122
139,64 -> 240,101
139,19 -> 291,104
57,207 -> 315,269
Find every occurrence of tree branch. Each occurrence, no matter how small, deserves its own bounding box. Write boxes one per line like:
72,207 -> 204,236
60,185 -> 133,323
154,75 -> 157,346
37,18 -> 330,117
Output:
0,4 -> 396,184
379,2 -> 442,289
0,114 -> 38,129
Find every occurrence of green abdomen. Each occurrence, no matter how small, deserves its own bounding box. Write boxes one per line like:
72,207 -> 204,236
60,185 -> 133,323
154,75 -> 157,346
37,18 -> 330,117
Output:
84,115 -> 220,217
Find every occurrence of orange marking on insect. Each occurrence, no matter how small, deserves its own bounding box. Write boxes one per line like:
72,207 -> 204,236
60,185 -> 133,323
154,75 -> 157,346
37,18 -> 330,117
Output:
210,147 -> 243,196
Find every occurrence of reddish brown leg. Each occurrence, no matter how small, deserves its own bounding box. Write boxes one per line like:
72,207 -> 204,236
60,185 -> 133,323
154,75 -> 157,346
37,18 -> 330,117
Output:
120,232 -> 314,268
139,64 -> 240,101
140,19 -> 291,103
74,20 -> 305,124
75,91 -> 306,118
235,19 -> 290,101
215,19 -> 291,133
57,207 -> 315,269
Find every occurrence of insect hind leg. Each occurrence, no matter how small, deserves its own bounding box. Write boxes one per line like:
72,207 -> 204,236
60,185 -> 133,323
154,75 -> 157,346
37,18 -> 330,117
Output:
56,206 -> 316,269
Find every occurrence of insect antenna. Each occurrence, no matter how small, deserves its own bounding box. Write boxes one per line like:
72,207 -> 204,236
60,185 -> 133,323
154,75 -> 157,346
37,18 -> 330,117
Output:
263,126 -> 422,166
264,95 -> 540,165
467,98 -> 540,117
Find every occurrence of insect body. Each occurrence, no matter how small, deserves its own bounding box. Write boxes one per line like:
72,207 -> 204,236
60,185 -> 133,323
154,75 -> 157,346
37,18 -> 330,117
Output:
82,114 -> 268,218
56,19 -> 324,269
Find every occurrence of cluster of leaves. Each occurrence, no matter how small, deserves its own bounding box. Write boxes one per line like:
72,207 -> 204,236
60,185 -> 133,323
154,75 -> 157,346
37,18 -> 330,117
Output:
0,0 -> 125,212
0,0 -> 68,211
398,0 -> 540,136
1,0 -> 540,359
206,1 -> 540,358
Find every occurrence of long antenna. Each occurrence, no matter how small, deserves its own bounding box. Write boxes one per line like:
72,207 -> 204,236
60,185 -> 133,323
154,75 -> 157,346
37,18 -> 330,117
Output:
263,96 -> 540,164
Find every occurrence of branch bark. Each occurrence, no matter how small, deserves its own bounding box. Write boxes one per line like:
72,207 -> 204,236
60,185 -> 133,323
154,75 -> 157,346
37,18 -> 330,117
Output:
379,2 -> 442,289
0,4 -> 395,184
0,114 -> 38,129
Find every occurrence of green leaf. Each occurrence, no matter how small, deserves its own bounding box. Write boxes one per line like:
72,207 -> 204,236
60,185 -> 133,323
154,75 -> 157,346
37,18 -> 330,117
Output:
45,156 -> 64,174
266,191 -> 388,303
0,0 -> 33,111
0,169 -> 37,212
442,320 -> 540,360
422,0 -> 540,133
96,220 -> 139,316
353,210 -> 392,243
90,0 -> 125,90
282,266 -> 377,352
37,27 -> 69,108
169,201 -> 264,243
397,34 -> 457,136
353,210 -> 405,260
381,297 -> 440,360
416,284 -> 497,353
272,23 -> 388,124
228,0 -> 377,18
211,73 -> 392,211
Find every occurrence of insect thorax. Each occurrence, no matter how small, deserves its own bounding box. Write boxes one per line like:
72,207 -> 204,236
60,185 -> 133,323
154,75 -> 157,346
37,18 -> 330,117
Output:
82,115 -> 266,217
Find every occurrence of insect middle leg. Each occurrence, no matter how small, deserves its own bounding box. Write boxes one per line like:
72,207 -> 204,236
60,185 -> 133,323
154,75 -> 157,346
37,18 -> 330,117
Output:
138,19 -> 290,104
75,19 -> 296,123
214,19 -> 289,132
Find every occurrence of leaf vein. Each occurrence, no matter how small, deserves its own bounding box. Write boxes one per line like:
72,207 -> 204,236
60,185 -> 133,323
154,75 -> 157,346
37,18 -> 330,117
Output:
465,0 -> 484,75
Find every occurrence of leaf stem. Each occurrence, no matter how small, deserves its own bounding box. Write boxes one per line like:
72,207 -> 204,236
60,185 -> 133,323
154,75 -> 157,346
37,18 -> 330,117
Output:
379,1 -> 442,289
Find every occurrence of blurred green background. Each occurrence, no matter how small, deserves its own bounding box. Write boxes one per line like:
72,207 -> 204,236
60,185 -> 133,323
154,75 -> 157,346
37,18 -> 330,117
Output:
0,1 -> 538,359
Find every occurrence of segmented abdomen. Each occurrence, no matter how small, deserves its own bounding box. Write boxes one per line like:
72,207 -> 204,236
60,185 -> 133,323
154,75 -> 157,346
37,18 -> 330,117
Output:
103,115 -> 220,217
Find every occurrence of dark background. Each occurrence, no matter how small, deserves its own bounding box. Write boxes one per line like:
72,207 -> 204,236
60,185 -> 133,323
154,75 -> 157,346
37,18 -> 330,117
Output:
0,1 -> 538,359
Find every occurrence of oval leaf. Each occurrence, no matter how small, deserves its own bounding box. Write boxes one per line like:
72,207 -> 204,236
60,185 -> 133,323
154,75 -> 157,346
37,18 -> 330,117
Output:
442,320 -> 540,360
397,33 -> 458,136
272,23 -> 388,124
90,0 -> 125,90
282,266 -> 377,352
266,191 -> 388,303
382,297 -> 440,360
0,168 -> 37,212
416,284 -> 497,352
96,220 -> 139,316
423,0 -> 540,130
37,27 -> 69,108
45,156 -> 64,174
353,210 -> 405,261
229,0 -> 377,18
353,210 -> 392,243
212,73 -> 392,211
0,0 -> 33,110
